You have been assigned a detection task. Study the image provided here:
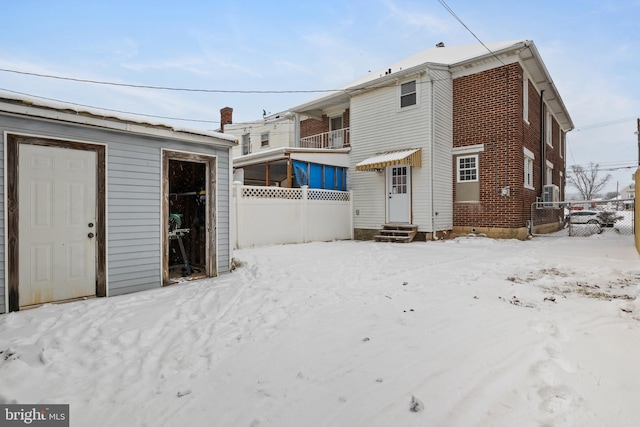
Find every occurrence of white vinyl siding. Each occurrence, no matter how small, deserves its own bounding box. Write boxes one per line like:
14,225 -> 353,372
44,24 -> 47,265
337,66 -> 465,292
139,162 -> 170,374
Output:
350,68 -> 452,233
227,119 -> 295,158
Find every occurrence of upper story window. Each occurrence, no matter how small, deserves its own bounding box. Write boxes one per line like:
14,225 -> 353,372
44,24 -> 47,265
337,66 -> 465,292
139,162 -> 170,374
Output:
523,75 -> 529,123
559,128 -> 564,158
400,80 -> 417,108
261,132 -> 269,147
545,111 -> 553,147
457,155 -> 478,182
241,134 -> 250,155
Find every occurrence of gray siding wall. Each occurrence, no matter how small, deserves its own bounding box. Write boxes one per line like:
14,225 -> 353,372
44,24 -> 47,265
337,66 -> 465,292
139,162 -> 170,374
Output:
0,114 -> 231,313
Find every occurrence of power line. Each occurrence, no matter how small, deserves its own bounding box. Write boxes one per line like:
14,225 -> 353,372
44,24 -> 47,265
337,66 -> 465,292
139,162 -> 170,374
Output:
0,88 -> 221,124
0,67 -> 342,94
437,0 -> 505,66
574,116 -> 639,131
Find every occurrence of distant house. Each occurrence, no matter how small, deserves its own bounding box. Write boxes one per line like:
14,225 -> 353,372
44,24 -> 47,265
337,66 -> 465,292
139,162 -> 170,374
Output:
0,91 -> 237,313
622,183 -> 635,200
288,39 -> 573,240
223,108 -> 350,189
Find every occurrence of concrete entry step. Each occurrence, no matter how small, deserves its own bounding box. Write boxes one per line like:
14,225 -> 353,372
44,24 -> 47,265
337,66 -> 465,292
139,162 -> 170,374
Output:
374,223 -> 418,243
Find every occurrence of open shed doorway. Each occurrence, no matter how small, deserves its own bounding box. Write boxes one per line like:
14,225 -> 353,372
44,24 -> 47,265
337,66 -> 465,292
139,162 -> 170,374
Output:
163,151 -> 217,284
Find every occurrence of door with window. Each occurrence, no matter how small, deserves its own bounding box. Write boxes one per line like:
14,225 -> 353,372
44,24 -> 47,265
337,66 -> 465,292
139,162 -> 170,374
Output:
387,166 -> 411,223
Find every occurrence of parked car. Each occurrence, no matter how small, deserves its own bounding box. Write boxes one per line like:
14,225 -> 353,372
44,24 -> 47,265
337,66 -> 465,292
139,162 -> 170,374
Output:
567,210 -> 620,227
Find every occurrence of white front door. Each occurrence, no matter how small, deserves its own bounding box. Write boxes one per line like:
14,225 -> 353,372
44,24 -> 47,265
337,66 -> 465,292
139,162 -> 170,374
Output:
18,144 -> 97,306
387,165 -> 411,223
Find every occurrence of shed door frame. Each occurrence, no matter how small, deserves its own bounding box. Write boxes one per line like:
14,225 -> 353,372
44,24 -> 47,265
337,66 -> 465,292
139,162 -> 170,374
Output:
6,134 -> 107,312
162,150 -> 217,285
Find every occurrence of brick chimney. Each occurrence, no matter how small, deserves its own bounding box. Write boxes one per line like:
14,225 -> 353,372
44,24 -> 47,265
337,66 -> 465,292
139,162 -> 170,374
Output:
220,107 -> 233,132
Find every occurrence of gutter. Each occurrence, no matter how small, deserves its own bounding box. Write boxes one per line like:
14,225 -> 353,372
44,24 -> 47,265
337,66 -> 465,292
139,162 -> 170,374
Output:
540,89 -> 546,193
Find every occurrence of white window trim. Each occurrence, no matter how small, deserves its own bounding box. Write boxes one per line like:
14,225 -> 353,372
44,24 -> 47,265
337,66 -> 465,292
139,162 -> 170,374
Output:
523,74 -> 529,124
260,131 -> 269,148
398,79 -> 419,111
524,147 -> 535,190
546,160 -> 554,185
545,110 -> 553,147
457,154 -> 479,183
452,144 -> 485,156
559,128 -> 563,158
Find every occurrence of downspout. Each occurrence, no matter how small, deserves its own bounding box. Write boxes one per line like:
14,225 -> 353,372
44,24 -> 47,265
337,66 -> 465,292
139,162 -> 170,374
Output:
540,90 -> 546,194
429,70 -> 437,240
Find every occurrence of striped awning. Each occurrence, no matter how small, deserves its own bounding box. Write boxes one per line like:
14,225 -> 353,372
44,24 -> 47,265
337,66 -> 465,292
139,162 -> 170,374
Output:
355,148 -> 422,171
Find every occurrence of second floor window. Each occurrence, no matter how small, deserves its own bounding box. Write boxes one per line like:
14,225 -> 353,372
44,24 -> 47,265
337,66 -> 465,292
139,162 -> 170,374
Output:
261,132 -> 269,147
400,80 -> 417,108
242,134 -> 250,155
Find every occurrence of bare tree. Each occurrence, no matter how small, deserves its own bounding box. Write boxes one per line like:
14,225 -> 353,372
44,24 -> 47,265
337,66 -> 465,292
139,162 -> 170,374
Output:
567,162 -> 612,200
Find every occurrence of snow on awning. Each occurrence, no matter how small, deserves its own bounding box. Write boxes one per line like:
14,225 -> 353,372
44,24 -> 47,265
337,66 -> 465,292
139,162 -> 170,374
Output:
355,148 -> 422,171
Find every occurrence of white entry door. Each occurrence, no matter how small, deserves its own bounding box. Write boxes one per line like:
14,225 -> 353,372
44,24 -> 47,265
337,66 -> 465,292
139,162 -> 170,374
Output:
387,166 -> 411,223
18,144 -> 97,307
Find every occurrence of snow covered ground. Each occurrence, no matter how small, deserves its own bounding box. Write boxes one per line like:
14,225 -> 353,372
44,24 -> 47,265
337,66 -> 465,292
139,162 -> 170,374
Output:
1,232 -> 639,427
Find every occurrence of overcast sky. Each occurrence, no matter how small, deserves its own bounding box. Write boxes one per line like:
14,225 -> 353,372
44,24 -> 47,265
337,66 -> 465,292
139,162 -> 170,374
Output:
2,0 -> 638,192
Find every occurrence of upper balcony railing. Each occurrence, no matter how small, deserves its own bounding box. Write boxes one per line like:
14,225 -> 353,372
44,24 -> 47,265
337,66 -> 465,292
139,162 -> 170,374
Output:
299,128 -> 350,149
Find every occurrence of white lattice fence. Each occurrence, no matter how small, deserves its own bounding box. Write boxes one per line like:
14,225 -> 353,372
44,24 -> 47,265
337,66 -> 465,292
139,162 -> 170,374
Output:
233,184 -> 353,248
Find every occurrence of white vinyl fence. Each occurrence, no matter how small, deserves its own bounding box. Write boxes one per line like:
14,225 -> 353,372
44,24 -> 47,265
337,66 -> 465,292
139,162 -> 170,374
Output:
232,183 -> 353,249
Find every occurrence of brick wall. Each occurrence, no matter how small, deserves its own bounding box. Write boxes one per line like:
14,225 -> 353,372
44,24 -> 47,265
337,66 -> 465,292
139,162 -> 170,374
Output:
300,109 -> 350,140
453,63 -> 565,231
219,107 -> 233,132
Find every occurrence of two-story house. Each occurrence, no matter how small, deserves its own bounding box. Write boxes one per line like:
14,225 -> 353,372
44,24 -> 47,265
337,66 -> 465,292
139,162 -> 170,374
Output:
289,39 -> 573,240
224,107 -> 350,189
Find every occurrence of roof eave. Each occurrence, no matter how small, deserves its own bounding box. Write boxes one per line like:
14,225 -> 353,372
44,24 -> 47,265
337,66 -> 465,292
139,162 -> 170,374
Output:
0,92 -> 239,146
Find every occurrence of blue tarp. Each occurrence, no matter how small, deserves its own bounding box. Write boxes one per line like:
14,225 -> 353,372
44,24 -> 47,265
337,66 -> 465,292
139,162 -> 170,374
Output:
292,160 -> 346,190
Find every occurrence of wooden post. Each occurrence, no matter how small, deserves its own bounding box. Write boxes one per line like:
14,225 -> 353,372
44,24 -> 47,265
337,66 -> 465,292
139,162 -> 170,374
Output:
265,161 -> 270,186
287,158 -> 293,188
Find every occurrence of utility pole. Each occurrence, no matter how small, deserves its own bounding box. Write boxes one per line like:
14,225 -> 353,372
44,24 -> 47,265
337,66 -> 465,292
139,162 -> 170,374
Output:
637,118 -> 640,167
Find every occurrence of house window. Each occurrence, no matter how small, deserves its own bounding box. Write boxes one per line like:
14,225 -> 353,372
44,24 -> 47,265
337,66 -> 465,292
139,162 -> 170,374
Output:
546,111 -> 553,147
457,155 -> 478,182
241,134 -> 250,155
261,132 -> 269,148
524,148 -> 534,190
523,75 -> 529,123
400,80 -> 417,108
559,129 -> 564,158
546,160 -> 553,185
